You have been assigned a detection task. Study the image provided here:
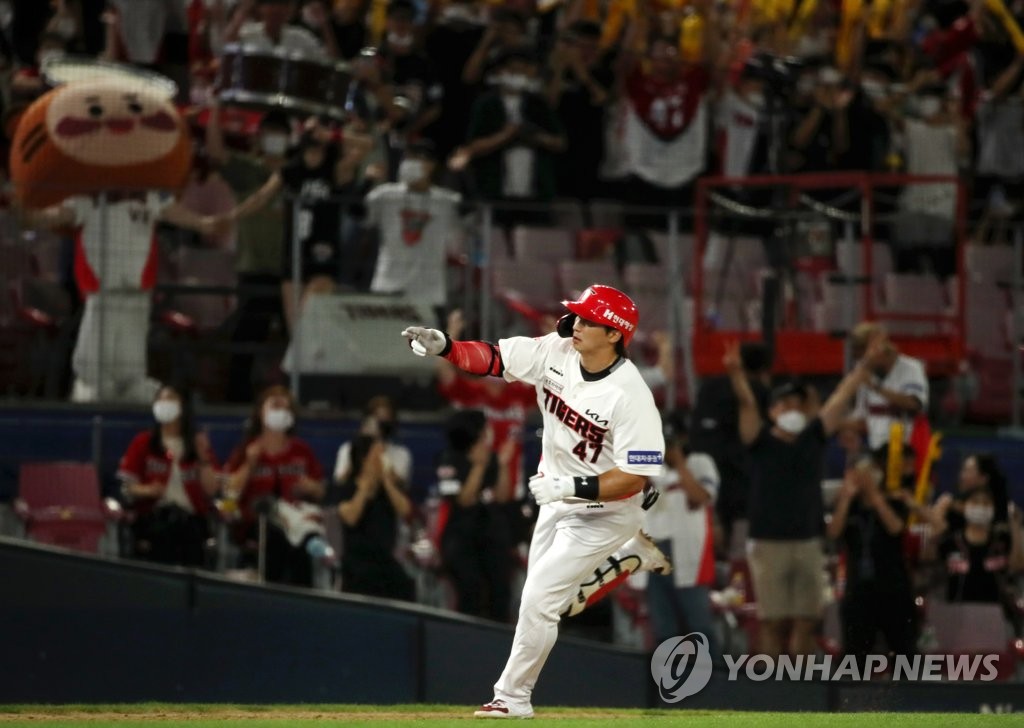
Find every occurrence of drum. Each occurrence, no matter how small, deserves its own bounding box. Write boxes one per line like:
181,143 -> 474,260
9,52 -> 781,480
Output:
218,44 -> 350,120
43,54 -> 178,98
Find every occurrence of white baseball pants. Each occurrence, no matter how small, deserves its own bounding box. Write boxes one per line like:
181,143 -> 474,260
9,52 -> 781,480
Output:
493,495 -> 643,707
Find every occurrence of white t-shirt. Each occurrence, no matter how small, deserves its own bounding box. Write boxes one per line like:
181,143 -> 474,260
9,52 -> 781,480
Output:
366,183 -> 461,307
716,89 -> 762,178
238,21 -> 325,59
499,333 -> 665,494
645,452 -> 719,588
65,192 -> 175,290
334,440 -> 412,484
853,353 -> 929,450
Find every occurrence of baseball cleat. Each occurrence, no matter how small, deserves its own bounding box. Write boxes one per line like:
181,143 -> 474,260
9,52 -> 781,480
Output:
632,530 -> 672,575
473,699 -> 534,719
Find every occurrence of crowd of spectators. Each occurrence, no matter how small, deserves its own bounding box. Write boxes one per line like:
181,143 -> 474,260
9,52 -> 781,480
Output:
1,0 -> 1023,672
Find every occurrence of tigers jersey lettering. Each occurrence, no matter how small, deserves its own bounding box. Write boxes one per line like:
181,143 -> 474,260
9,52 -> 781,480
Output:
499,333 -> 664,481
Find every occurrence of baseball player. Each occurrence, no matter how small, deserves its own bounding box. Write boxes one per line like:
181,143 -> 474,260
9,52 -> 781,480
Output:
402,284 -> 668,719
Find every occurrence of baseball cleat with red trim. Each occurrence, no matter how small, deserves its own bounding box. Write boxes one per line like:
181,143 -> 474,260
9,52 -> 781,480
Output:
473,699 -> 534,719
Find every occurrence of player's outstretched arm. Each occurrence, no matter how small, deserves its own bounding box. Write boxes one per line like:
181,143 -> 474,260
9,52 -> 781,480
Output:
400,326 -> 504,377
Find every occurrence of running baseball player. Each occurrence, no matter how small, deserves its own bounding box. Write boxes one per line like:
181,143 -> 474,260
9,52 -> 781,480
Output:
402,284 -> 668,719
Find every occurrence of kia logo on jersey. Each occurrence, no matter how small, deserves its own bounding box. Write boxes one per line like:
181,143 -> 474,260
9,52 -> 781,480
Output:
586,409 -> 609,426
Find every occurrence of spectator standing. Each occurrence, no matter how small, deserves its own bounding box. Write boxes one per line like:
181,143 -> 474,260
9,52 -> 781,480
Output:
231,118 -> 372,330
547,20 -> 612,201
689,341 -> 771,557
335,434 -> 416,601
643,421 -> 722,660
206,103 -> 291,403
436,409 -> 516,621
379,0 -> 444,166
422,0 -> 486,159
461,7 -> 530,87
726,338 -> 872,657
827,451 -> 917,669
607,1 -> 718,225
225,0 -> 329,58
118,383 -> 220,567
224,385 -> 327,586
891,79 -> 968,277
847,322 -> 929,452
453,49 -> 566,223
365,141 -> 461,322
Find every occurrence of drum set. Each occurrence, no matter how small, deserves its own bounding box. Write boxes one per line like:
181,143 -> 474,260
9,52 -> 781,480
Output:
217,44 -> 352,120
37,47 -> 352,124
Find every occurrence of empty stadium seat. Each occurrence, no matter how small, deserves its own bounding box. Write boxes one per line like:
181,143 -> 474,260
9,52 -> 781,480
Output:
965,244 -> 1017,284
171,247 -> 238,331
623,262 -> 669,296
16,462 -> 116,553
557,260 -> 620,299
510,226 -> 574,263
957,280 -> 1011,358
881,272 -> 947,335
922,601 -> 1019,680
492,260 -> 559,329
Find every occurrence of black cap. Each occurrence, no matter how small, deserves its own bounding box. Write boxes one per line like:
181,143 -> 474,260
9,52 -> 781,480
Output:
770,379 -> 808,404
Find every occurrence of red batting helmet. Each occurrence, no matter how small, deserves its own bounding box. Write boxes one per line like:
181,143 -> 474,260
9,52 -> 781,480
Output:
558,284 -> 639,347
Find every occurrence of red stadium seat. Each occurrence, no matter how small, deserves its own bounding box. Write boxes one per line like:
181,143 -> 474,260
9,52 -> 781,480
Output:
510,226 -> 574,263
921,601 -> 1019,680
16,462 -> 116,554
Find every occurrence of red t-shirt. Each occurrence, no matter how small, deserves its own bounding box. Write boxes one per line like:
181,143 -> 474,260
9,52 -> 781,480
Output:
118,430 -> 219,516
225,437 -> 324,522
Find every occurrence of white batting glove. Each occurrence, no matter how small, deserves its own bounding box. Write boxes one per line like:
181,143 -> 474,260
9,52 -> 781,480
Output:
529,473 -> 574,506
401,326 -> 447,357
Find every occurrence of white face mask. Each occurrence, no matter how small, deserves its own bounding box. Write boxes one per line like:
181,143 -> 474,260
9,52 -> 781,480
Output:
964,504 -> 995,526
398,158 -> 426,184
498,73 -> 537,93
261,133 -> 288,156
153,400 -> 181,424
861,79 -> 888,101
263,407 -> 294,433
776,410 -> 807,435
916,96 -> 942,118
387,31 -> 414,50
746,92 -> 765,109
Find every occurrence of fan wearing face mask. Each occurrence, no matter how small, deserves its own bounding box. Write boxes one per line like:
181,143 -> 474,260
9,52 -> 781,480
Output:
724,336 -> 876,658
224,384 -> 328,586
934,485 -> 1024,632
889,74 -> 967,277
450,48 -> 566,226
364,140 -> 461,325
117,384 -> 220,567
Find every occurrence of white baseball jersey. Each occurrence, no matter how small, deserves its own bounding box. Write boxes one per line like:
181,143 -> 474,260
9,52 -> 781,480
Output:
366,183 -> 461,308
499,333 -> 665,490
644,452 -> 719,588
65,192 -> 174,291
852,353 -> 929,450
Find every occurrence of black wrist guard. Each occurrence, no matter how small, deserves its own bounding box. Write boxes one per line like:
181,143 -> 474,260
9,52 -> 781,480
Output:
440,333 -> 453,357
573,475 -> 600,501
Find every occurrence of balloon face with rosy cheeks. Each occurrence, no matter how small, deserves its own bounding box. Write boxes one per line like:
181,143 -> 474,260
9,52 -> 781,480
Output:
10,78 -> 193,208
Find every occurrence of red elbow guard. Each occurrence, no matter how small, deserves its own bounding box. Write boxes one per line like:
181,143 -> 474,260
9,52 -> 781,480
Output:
443,339 -> 504,377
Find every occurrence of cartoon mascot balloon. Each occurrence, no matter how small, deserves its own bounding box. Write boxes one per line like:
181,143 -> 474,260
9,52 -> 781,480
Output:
10,62 -> 220,403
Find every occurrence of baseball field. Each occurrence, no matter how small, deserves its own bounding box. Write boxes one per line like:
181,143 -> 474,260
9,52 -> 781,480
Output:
0,705 -> 1013,726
